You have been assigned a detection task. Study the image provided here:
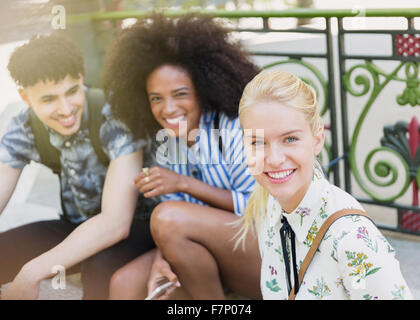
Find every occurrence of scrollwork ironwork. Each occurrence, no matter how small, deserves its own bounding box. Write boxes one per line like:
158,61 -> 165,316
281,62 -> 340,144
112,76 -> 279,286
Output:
344,60 -> 414,202
396,63 -> 420,107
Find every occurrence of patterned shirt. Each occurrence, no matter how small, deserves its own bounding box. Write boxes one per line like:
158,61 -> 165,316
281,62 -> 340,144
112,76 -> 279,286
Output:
155,111 -> 255,215
258,169 -> 413,300
0,93 -> 156,224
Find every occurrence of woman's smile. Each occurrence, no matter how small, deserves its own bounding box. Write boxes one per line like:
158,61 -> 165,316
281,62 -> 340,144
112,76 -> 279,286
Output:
165,114 -> 187,126
265,169 -> 297,184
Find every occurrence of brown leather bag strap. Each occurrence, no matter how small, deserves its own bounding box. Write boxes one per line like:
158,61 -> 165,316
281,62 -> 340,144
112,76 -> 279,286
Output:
288,209 -> 371,300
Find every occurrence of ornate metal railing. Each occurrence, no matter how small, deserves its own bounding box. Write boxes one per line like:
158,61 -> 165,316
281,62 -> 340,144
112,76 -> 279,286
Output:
337,14 -> 420,235
68,8 -> 420,235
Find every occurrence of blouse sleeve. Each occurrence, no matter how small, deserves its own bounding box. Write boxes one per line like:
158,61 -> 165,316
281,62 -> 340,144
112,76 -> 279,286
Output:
336,217 -> 413,300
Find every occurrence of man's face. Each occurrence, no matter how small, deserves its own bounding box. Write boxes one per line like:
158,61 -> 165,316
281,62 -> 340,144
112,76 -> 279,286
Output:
20,75 -> 85,136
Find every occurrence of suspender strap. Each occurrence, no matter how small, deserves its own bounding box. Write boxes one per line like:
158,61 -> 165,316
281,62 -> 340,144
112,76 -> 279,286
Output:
288,209 -> 371,300
29,108 -> 61,174
86,88 -> 109,167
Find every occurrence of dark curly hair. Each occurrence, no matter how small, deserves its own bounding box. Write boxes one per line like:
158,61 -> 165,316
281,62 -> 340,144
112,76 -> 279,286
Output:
102,13 -> 260,139
8,33 -> 85,88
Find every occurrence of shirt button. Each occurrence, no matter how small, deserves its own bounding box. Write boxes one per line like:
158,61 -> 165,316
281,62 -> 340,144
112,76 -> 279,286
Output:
64,141 -> 71,148
69,169 -> 76,175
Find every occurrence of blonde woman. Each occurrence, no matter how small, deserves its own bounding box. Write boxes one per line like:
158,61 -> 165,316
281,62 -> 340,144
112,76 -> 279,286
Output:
237,69 -> 413,300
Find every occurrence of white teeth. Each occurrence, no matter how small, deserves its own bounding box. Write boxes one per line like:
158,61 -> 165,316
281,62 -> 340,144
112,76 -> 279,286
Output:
268,170 -> 294,179
166,115 -> 185,124
59,115 -> 75,125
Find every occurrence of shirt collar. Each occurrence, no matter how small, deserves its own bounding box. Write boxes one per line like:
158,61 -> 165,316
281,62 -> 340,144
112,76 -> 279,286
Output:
268,168 -> 328,243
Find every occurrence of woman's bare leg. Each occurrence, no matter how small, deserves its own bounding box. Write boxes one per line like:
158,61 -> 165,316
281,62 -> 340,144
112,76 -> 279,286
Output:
109,248 -> 191,300
151,201 -> 261,300
109,249 -> 155,299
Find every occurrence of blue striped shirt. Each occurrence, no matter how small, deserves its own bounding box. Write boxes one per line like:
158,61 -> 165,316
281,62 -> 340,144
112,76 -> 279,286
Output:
155,111 -> 255,216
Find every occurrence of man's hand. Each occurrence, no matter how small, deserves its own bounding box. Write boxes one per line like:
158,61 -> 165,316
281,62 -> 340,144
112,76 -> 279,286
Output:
134,166 -> 186,198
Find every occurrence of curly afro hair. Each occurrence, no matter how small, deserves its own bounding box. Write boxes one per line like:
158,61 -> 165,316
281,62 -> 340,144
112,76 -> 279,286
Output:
102,13 -> 260,139
8,33 -> 85,88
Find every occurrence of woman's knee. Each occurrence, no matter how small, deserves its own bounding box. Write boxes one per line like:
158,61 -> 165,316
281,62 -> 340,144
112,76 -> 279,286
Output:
150,201 -> 189,246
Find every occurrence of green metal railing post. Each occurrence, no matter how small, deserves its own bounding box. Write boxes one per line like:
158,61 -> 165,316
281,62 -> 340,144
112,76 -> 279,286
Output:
337,17 -> 352,194
326,17 -> 341,187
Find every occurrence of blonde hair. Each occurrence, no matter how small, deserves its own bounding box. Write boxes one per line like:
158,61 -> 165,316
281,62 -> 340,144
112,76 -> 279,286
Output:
233,69 -> 324,251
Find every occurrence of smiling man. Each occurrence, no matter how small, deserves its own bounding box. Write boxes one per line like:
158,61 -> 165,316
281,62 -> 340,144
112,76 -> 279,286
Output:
0,34 -> 158,299
22,75 -> 85,136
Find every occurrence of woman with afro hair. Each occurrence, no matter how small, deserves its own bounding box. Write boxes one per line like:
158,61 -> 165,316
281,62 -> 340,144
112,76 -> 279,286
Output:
103,13 -> 262,299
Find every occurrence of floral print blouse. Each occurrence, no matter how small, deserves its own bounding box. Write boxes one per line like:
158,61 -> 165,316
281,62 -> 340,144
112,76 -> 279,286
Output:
257,169 -> 413,300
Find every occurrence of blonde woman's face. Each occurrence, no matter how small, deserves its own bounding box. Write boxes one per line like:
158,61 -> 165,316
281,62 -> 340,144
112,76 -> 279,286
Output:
241,100 -> 324,213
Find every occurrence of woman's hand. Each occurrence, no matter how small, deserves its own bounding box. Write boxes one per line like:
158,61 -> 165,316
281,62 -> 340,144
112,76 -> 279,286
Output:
147,253 -> 181,300
134,166 -> 186,198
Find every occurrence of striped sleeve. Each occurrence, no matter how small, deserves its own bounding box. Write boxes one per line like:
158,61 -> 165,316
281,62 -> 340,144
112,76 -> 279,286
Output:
220,115 -> 256,216
160,191 -> 185,202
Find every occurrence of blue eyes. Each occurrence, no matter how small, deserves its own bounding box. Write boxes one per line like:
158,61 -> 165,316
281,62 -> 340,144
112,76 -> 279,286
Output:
285,136 -> 298,143
251,136 -> 298,146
